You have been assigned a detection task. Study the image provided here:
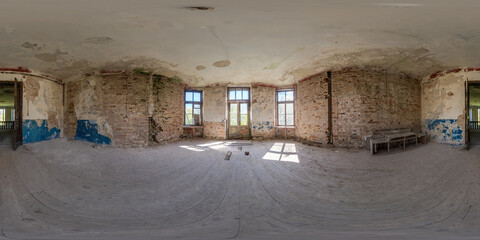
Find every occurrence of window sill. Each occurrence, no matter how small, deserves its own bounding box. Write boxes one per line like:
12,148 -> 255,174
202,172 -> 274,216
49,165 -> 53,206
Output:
275,126 -> 296,129
183,125 -> 204,128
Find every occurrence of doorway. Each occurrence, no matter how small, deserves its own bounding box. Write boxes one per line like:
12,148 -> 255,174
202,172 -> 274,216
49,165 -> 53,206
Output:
228,87 -> 251,139
468,83 -> 480,145
0,80 -> 22,149
0,82 -> 15,146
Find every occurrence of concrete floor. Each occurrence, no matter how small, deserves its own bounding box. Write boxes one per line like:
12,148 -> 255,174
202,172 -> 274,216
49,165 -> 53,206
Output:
1,139 -> 479,240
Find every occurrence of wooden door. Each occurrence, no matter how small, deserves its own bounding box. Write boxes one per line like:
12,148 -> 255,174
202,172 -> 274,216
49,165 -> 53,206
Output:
228,88 -> 250,139
13,79 -> 23,150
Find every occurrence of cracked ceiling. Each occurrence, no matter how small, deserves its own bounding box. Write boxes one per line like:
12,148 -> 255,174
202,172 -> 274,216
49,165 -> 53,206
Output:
1,0 -> 479,85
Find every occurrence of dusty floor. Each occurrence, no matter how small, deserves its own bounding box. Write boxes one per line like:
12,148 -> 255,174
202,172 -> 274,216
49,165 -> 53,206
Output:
0,139 -> 479,240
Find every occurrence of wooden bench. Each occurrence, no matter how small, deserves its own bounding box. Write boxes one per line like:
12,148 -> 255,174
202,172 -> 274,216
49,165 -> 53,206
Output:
366,129 -> 428,154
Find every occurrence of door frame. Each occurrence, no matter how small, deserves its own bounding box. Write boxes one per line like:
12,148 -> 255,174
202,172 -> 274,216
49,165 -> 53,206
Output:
467,80 -> 480,148
13,78 -> 23,149
227,87 -> 251,139
466,80 -> 470,149
0,80 -> 22,149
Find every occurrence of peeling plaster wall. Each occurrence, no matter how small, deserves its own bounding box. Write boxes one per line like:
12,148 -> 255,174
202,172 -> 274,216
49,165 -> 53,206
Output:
64,73 -> 150,147
251,86 -> 275,138
203,86 -> 226,139
421,70 -> 480,145
0,73 -> 63,144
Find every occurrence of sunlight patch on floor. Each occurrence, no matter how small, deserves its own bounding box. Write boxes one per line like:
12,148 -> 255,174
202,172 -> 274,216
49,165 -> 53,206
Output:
263,142 -> 299,163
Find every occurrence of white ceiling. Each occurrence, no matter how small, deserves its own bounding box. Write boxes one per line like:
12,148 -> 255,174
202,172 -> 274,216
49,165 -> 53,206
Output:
1,0 -> 480,85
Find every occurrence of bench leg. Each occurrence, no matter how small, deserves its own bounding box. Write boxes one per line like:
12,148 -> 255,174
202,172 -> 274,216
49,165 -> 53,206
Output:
387,142 -> 390,152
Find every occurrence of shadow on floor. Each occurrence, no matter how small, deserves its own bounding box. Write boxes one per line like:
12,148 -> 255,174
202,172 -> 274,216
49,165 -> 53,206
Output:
0,129 -> 13,145
471,129 -> 480,145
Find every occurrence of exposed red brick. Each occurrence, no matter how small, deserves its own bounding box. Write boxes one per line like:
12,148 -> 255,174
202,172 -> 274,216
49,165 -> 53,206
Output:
446,68 -> 462,74
252,83 -> 279,89
99,69 -> 124,74
429,71 -> 443,80
0,66 -> 31,73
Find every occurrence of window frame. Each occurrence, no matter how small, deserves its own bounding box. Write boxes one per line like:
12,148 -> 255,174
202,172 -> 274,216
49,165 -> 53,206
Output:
276,89 -> 295,126
227,87 -> 250,127
184,90 -> 203,126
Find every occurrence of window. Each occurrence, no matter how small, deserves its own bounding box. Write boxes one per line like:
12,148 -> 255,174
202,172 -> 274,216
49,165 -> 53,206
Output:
0,109 -> 5,121
228,88 -> 250,126
277,90 -> 294,126
11,109 -> 14,121
228,87 -> 249,101
185,90 -> 202,126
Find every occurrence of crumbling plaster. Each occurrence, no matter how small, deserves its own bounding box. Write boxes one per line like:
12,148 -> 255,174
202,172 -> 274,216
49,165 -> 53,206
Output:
251,85 -> 276,138
2,1 -> 480,86
0,72 -> 64,143
421,69 -> 480,145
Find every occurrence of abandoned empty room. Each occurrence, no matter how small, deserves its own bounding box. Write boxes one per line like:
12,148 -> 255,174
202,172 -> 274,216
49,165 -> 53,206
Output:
1,1 -> 480,239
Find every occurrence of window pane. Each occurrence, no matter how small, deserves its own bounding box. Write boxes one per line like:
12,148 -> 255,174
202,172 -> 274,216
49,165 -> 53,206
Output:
286,114 -> 294,125
229,90 -> 236,100
278,114 -> 285,125
286,91 -> 294,101
11,109 -> 15,121
278,92 -> 286,102
185,104 -> 193,125
242,90 -> 249,100
185,114 -> 193,125
194,108 -> 201,115
230,103 -> 238,126
286,103 -> 294,115
241,115 -> 248,126
185,103 -> 193,113
185,92 -> 193,102
278,103 -> 285,115
193,92 -> 201,102
0,109 -> 5,121
236,90 -> 242,100
240,103 -> 248,114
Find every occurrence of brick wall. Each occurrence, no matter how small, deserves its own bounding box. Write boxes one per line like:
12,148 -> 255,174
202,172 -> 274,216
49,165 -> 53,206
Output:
296,69 -> 421,148
296,72 -> 329,143
332,69 -> 421,147
63,68 -> 420,148
65,72 -> 151,147
150,76 -> 184,143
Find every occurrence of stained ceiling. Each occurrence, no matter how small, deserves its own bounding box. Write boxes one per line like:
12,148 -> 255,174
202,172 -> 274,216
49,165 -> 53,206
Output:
1,0 -> 480,86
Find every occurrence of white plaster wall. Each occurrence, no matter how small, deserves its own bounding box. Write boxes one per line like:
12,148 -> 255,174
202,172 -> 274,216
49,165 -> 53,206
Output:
421,70 -> 480,145
0,72 -> 64,132
203,86 -> 226,122
251,86 -> 275,123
